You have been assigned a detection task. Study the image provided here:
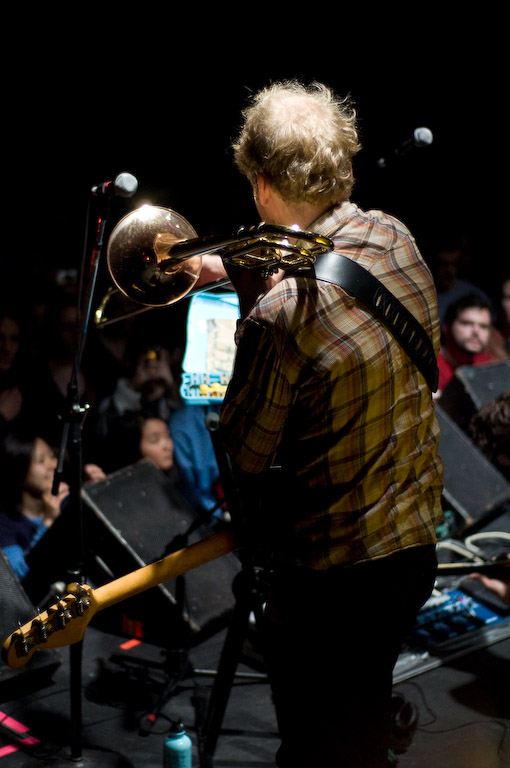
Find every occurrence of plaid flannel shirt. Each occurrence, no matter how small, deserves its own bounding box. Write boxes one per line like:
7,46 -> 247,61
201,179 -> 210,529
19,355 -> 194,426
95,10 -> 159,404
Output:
220,201 -> 444,568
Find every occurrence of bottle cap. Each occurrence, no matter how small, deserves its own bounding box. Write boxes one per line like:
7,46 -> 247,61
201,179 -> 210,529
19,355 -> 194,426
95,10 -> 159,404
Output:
170,719 -> 185,735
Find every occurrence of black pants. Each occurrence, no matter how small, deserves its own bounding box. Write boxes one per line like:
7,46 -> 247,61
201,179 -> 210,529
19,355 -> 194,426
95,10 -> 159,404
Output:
262,545 -> 437,768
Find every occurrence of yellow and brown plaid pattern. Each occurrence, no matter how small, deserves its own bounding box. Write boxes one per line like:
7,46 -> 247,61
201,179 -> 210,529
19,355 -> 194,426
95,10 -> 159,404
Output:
220,201 -> 444,569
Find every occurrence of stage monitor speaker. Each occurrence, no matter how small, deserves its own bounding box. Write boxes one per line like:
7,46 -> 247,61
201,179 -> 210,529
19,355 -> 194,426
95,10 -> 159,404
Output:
439,359 -> 510,430
436,404 -> 510,532
24,460 -> 240,649
0,552 -> 61,702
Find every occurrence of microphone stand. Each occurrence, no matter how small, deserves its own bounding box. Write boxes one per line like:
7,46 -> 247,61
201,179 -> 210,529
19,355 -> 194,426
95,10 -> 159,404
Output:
50,194 -> 130,767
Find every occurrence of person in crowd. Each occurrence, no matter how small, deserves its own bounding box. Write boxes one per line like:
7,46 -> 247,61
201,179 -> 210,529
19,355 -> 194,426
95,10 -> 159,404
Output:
101,405 -> 226,528
0,309 -> 31,438
169,403 -> 225,524
435,293 -> 498,396
488,273 -> 510,358
500,275 -> 510,353
218,80 -> 443,768
466,391 -> 510,607
430,238 -> 492,326
469,570 -> 510,606
0,311 -> 22,382
466,389 -> 510,607
92,341 -> 181,472
468,391 -> 510,481
20,290 -> 98,452
0,429 -> 104,580
96,411 -> 224,544
136,414 -> 175,473
83,291 -> 151,405
102,411 -> 176,476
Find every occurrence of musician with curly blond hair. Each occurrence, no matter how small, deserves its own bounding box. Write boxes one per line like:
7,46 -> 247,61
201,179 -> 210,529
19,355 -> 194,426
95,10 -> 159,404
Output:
219,80 -> 444,768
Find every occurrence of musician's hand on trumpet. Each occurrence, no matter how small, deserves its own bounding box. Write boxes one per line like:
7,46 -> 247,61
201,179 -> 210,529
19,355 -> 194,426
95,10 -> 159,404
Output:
196,253 -> 284,319
224,258 -> 284,320
195,254 -> 228,288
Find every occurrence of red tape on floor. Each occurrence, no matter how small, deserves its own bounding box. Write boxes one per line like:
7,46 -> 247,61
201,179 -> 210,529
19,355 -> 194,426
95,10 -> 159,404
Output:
0,711 -> 39,758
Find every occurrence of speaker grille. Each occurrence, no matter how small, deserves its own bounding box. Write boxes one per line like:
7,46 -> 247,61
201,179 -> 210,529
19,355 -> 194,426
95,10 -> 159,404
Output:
0,552 -> 61,701
25,461 -> 240,648
436,405 -> 510,531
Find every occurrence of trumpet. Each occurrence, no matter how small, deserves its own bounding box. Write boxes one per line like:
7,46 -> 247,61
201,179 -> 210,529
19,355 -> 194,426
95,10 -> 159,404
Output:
95,204 -> 334,326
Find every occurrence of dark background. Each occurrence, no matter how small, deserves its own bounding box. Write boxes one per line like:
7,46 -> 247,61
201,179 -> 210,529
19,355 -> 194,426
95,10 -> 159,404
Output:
2,14 -> 505,305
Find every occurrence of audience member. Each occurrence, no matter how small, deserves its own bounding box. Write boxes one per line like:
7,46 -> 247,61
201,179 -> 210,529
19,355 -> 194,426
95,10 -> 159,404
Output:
488,274 -> 510,359
501,275 -> 510,353
468,571 -> 510,606
102,412 -> 176,477
435,294 -> 498,397
92,341 -> 181,472
20,290 -> 98,451
94,411 -> 224,535
466,391 -> 510,606
0,309 -> 27,438
468,391 -> 510,480
137,415 -> 175,473
0,428 -> 105,581
169,403 -> 224,523
430,239 -> 492,327
84,291 -> 149,405
20,261 -> 76,362
0,429 -> 70,580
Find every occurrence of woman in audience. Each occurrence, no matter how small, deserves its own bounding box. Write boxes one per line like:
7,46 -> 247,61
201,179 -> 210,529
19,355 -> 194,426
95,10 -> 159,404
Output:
0,429 -> 69,579
105,411 -> 176,475
0,429 -> 104,580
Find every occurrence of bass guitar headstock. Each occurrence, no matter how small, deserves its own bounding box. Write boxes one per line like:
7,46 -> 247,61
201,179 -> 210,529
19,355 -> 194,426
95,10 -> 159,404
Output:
2,583 -> 96,670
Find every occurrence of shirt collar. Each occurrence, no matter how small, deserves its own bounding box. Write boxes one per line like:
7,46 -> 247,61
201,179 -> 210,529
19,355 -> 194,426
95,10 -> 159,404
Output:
308,200 -> 358,239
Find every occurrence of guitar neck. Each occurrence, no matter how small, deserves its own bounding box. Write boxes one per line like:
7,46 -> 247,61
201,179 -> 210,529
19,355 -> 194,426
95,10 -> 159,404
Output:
93,529 -> 236,613
2,529 -> 238,670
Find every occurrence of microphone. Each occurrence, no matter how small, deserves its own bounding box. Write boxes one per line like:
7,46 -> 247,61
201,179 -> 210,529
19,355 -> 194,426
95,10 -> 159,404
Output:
377,127 -> 433,168
91,172 -> 138,198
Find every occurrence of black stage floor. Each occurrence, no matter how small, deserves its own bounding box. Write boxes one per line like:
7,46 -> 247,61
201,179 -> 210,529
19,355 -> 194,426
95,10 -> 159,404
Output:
1,573 -> 509,768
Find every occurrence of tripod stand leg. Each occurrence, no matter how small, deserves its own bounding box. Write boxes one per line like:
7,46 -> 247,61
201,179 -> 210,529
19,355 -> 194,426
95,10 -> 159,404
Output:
198,569 -> 263,766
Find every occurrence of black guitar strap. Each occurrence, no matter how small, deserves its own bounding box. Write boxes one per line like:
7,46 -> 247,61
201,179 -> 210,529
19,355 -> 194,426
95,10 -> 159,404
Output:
311,251 -> 439,392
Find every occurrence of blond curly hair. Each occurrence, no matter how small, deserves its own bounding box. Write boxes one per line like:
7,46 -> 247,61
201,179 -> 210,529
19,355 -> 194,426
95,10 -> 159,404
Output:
232,80 -> 361,205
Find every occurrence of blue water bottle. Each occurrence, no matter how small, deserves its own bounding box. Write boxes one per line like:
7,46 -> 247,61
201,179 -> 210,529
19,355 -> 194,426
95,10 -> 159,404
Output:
163,719 -> 192,767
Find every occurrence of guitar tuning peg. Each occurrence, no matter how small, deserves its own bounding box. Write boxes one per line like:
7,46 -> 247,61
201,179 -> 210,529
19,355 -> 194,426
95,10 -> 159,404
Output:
52,599 -> 69,630
15,623 -> 29,657
32,615 -> 48,643
73,586 -> 91,616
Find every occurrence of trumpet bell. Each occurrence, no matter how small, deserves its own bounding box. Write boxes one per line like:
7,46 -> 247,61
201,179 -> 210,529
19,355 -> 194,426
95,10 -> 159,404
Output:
99,203 -> 336,327
107,205 -> 202,307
